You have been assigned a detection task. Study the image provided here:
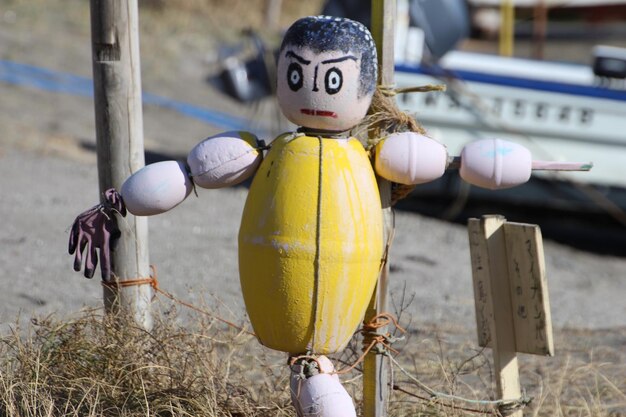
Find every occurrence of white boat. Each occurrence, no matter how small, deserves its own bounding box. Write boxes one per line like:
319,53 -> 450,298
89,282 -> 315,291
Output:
395,49 -> 626,189
392,51 -> 626,255
389,42 -> 626,255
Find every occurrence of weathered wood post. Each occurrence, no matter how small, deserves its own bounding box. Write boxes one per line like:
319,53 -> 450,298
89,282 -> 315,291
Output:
363,1 -> 396,416
90,0 -> 152,329
468,215 -> 554,416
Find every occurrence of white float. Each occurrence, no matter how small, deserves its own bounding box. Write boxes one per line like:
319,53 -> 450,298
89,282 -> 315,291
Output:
290,356 -> 357,417
374,132 -> 448,185
121,160 -> 193,216
460,138 -> 532,189
187,131 -> 262,189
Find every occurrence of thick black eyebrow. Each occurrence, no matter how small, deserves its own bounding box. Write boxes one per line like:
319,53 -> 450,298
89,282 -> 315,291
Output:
285,50 -> 311,65
321,55 -> 358,65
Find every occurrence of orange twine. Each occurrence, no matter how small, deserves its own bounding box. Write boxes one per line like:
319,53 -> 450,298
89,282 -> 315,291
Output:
102,265 -> 256,337
101,265 -> 159,291
289,313 -> 406,376
331,312 -> 406,375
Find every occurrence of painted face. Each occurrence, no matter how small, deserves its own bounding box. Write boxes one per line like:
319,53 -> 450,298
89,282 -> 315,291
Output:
277,46 -> 373,132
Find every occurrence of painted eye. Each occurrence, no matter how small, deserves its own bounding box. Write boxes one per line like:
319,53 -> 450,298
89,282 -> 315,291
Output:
324,67 -> 343,95
287,63 -> 303,91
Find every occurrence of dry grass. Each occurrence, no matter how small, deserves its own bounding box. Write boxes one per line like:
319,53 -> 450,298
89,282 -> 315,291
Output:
0,306 -> 292,417
383,324 -> 626,417
0,305 -> 624,417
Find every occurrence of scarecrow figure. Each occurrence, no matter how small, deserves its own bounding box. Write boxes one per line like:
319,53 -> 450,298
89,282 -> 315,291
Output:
70,16 -> 588,416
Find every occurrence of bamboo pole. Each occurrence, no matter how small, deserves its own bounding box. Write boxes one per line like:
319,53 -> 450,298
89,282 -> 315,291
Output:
89,0 -> 152,330
499,0 -> 515,57
363,1 -> 396,416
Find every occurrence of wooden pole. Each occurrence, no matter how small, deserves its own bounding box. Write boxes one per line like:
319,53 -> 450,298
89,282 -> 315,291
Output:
90,0 -> 152,330
363,1 -> 395,416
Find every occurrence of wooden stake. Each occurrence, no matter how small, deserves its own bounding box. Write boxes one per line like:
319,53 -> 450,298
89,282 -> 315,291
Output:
90,0 -> 152,330
363,1 -> 396,416
482,217 -> 521,407
468,216 -> 523,417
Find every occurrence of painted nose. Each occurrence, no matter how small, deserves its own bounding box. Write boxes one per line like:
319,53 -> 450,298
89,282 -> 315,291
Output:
312,65 -> 319,92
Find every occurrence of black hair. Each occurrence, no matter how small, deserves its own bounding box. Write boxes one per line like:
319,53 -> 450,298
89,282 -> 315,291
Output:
280,16 -> 378,98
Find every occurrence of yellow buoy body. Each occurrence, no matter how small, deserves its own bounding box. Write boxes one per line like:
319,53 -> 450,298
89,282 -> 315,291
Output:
238,134 -> 383,354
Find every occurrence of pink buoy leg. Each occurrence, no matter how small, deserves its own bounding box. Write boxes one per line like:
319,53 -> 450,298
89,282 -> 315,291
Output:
289,355 -> 356,417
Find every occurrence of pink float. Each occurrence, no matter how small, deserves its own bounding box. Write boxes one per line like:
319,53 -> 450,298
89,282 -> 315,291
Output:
374,132 -> 448,185
459,138 -> 591,189
290,356 -> 357,417
120,160 -> 193,216
460,138 -> 532,189
187,131 -> 262,189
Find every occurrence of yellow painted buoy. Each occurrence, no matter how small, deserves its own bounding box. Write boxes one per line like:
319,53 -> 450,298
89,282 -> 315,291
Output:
238,134 -> 383,354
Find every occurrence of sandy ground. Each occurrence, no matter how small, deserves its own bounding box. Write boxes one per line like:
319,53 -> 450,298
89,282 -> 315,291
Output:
1,1 -> 625,343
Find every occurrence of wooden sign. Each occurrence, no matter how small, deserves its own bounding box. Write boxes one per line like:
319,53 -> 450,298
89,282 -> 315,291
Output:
468,218 -> 495,349
468,216 -> 554,357
503,222 -> 554,356
468,215 -> 554,416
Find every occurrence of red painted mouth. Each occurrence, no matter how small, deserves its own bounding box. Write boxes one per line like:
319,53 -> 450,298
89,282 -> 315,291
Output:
300,109 -> 338,118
